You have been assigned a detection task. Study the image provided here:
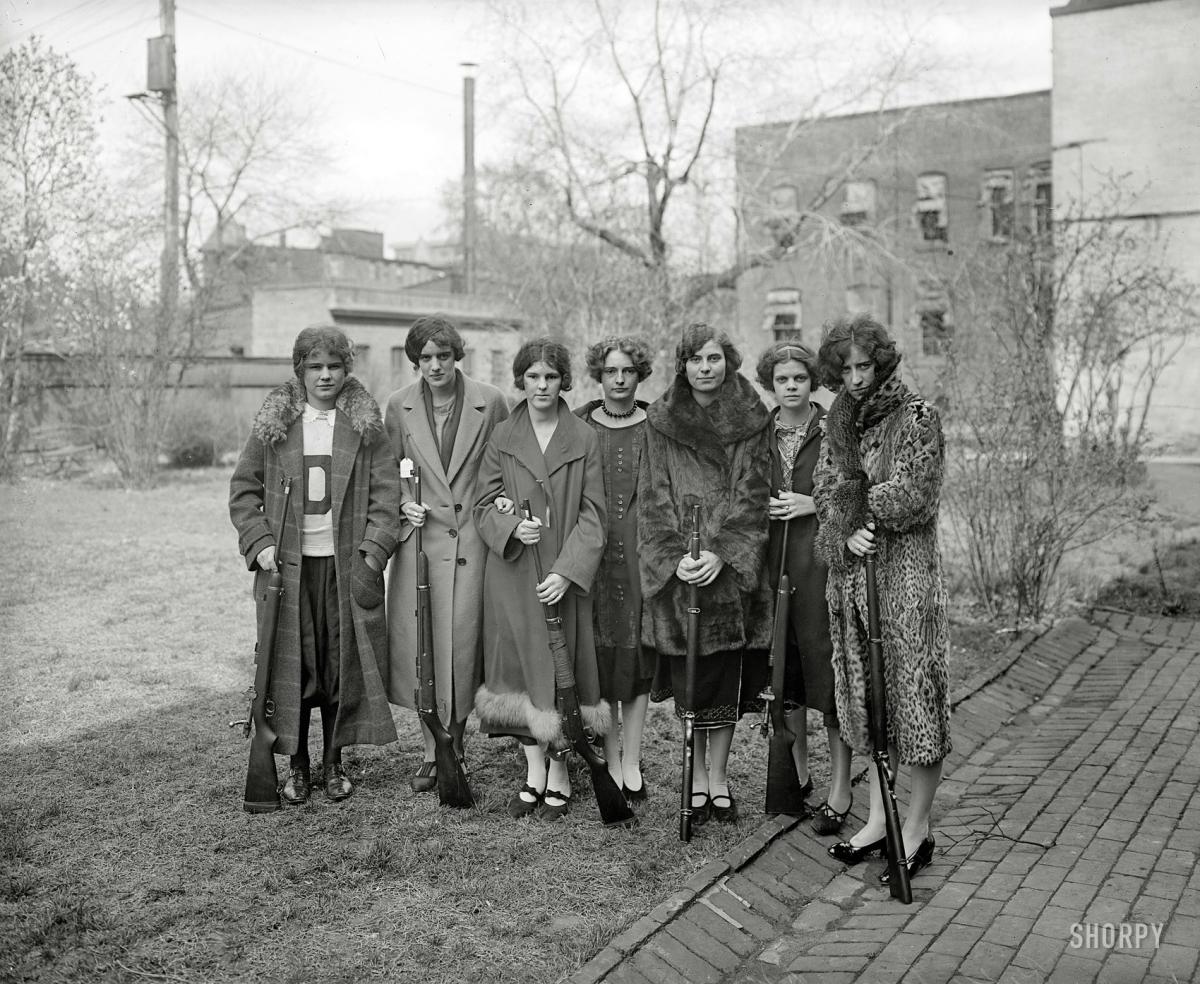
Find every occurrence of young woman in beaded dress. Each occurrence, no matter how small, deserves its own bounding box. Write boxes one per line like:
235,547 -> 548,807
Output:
576,336 -> 655,800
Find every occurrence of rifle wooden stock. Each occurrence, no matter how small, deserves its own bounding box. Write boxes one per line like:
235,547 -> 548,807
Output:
865,550 -> 912,904
240,476 -> 293,814
680,504 -> 701,842
414,466 -> 475,809
520,500 -> 635,829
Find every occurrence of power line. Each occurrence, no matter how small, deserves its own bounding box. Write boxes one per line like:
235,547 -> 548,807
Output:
68,9 -> 160,57
177,4 -> 458,98
1,0 -> 108,48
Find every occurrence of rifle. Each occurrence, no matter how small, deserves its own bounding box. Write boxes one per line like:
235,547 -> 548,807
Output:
759,521 -> 809,816
412,464 -> 474,809
519,500 -> 635,828
679,504 -> 701,842
231,475 -> 293,814
865,543 -> 912,904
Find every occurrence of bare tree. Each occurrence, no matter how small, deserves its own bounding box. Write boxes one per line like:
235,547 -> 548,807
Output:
482,0 -> 933,346
939,189 -> 1196,622
0,37 -> 101,477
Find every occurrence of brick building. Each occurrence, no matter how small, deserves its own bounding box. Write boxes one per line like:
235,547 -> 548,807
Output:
202,225 -> 524,404
735,91 -> 1051,395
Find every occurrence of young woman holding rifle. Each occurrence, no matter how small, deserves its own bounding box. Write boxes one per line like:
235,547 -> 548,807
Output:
813,314 -> 951,883
640,323 -> 771,825
383,315 -> 509,793
473,338 -> 608,820
756,340 -> 853,834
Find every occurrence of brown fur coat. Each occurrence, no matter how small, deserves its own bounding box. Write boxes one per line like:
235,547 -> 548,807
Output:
639,373 -> 772,656
813,369 -> 951,766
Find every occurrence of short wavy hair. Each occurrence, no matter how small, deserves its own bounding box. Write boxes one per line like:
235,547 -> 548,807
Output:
513,337 -> 573,392
755,339 -> 818,390
404,314 -> 466,367
816,313 -> 901,391
584,335 -> 654,383
292,325 -> 355,378
673,322 -> 743,378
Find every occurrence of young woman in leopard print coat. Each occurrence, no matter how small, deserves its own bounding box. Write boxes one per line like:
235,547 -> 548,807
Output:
813,313 -> 950,881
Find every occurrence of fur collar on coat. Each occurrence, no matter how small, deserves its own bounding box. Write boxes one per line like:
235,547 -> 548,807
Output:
252,376 -> 384,446
815,366 -> 913,565
646,372 -> 768,452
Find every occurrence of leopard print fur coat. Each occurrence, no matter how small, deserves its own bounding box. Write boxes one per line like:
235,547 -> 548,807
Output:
812,367 -> 951,766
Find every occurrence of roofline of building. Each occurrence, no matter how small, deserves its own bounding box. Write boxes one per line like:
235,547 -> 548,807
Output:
1051,0 -> 1165,18
738,88 -> 1052,136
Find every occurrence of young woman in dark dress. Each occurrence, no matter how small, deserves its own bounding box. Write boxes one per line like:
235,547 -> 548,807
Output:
576,336 -> 655,799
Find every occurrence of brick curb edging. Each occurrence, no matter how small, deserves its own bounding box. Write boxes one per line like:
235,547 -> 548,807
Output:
567,624 -> 1050,984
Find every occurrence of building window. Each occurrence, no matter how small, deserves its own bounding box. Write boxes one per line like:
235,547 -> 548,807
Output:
354,343 -> 370,371
917,280 -> 952,355
1025,162 -> 1052,238
761,287 -> 802,341
840,180 -> 876,227
460,348 -> 473,376
764,184 -> 800,248
845,284 -> 879,318
916,173 -> 948,242
490,349 -> 507,387
981,170 -> 1015,241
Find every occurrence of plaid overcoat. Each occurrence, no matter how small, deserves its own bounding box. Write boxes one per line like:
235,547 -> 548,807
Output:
229,376 -> 401,755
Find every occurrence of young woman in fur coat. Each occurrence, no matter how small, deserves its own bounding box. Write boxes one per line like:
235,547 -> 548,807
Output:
229,325 -> 401,804
640,323 -> 772,825
813,313 -> 951,883
473,338 -> 608,820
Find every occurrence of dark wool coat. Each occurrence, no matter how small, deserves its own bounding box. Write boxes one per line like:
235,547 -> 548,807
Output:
472,400 -> 610,745
229,376 -> 401,755
766,404 -> 834,700
639,374 -> 772,657
812,370 -> 951,767
383,373 -> 510,725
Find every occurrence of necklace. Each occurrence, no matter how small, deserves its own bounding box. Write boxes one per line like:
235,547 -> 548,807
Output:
600,402 -> 638,419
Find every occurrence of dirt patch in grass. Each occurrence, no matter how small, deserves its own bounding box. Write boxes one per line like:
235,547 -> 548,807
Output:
1093,537 -> 1200,617
0,470 -> 1022,983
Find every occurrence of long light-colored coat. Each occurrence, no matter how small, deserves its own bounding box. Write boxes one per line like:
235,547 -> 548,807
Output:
229,376 -> 401,754
472,400 -> 609,745
813,370 -> 951,767
383,372 -> 510,725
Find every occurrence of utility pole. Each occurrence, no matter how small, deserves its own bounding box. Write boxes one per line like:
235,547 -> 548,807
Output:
461,62 -> 477,296
154,0 -> 179,329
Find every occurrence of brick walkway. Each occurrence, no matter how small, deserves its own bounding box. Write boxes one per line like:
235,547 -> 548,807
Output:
570,613 -> 1200,984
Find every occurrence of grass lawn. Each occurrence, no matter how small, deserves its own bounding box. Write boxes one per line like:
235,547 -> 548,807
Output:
1,468 -> 1011,983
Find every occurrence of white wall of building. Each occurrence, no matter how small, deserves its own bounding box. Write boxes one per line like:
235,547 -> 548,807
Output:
1053,0 -> 1200,448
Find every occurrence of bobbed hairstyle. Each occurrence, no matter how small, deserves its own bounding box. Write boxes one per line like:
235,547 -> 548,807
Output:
404,314 -> 466,367
755,338 -> 819,391
584,335 -> 654,383
674,322 -> 743,378
292,324 -> 355,378
816,313 -> 901,391
513,337 -> 573,392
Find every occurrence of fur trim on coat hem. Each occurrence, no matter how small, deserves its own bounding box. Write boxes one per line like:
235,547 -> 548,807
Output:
474,685 -> 611,745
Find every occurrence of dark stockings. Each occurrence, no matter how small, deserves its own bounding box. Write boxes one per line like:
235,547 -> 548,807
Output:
290,701 -> 341,772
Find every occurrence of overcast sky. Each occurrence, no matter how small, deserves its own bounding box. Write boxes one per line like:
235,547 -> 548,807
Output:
1,0 -> 1059,246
